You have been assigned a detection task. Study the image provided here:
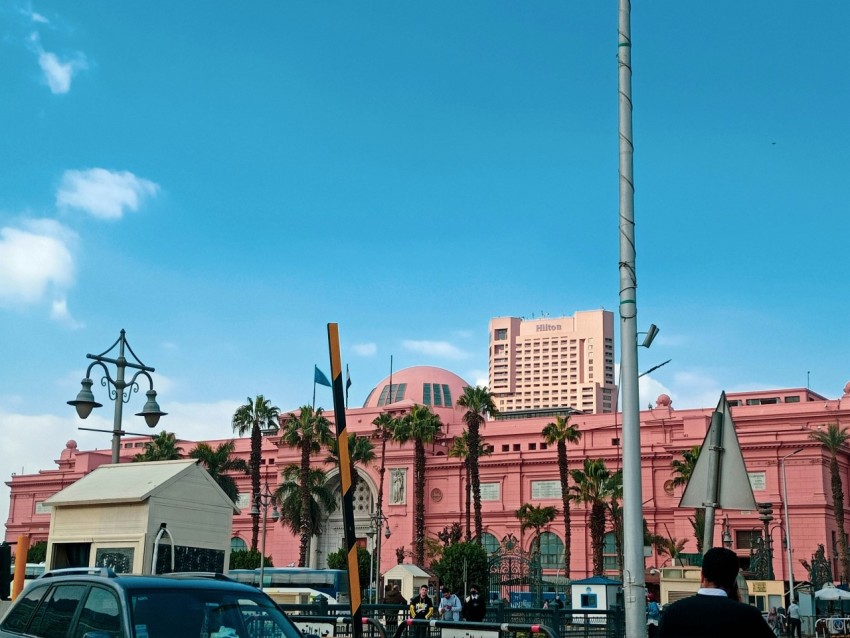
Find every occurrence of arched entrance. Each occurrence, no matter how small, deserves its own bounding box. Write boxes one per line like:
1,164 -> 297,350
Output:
312,472 -> 379,568
487,533 -> 542,607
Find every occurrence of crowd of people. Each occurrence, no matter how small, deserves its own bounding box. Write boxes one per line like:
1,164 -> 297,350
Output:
383,584 -> 487,638
384,550 -> 808,638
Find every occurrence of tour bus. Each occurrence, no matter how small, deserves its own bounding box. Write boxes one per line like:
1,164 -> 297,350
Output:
229,568 -> 350,604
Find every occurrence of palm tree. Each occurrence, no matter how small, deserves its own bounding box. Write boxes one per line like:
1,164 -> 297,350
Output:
456,386 -> 498,542
606,469 -> 624,578
811,423 -> 850,583
656,535 -> 687,566
281,405 -> 333,566
393,404 -> 442,565
671,445 -> 705,553
326,433 -> 376,493
132,430 -> 183,462
515,503 -> 559,556
542,415 -> 582,580
189,440 -> 249,503
232,396 -> 280,550
448,431 -> 492,541
274,464 -> 337,538
569,458 -> 613,576
372,412 -> 399,528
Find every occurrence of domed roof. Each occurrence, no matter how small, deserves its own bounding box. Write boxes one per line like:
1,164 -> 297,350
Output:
362,366 -> 471,409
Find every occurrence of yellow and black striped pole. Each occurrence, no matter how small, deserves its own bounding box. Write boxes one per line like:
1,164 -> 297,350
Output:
327,323 -> 363,638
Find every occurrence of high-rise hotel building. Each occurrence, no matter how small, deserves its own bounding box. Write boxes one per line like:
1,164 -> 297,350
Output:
488,310 -> 617,414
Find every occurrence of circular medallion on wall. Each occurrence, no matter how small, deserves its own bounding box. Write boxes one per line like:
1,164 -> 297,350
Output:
431,488 -> 443,502
663,479 -> 675,496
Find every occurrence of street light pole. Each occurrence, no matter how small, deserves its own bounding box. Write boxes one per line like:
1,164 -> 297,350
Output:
371,511 -> 391,604
251,482 -> 279,592
68,329 -> 166,463
782,448 -> 804,603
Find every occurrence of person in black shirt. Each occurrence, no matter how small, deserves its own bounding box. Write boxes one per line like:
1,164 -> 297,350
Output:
462,585 -> 487,622
658,547 -> 773,638
409,585 -> 434,638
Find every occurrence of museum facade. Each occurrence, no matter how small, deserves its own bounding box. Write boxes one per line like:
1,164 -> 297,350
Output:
5,365 -> 850,588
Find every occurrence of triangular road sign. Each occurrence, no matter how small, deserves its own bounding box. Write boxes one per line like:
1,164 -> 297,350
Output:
679,391 -> 756,511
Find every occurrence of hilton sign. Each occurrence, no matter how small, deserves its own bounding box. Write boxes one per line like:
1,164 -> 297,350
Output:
536,324 -> 562,332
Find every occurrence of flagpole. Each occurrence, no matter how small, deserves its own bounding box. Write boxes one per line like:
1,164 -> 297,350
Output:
312,366 -> 317,411
388,356 -> 393,405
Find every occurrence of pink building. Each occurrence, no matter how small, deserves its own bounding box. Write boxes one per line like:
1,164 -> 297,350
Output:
6,366 -> 850,590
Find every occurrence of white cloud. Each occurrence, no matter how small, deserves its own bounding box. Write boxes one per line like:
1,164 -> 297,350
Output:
28,32 -> 87,95
0,398 -> 241,524
50,296 -> 83,329
351,342 -> 377,356
31,12 -> 49,24
0,220 -> 75,306
401,340 -> 469,360
57,168 -> 159,219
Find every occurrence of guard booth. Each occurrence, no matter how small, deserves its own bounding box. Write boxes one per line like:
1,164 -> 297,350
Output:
43,459 -> 238,574
382,564 -> 434,602
570,576 -> 622,624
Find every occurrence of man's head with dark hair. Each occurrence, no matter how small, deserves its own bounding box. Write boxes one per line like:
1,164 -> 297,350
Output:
701,547 -> 740,593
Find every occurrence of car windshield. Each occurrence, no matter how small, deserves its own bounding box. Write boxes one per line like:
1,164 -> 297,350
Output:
130,588 -> 301,638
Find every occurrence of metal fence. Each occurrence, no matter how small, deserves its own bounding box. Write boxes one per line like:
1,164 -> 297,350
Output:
278,602 -> 624,638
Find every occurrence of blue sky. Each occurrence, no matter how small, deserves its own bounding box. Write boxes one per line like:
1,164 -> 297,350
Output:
1,2 -> 848,517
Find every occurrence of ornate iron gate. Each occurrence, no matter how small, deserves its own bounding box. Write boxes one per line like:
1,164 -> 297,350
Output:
487,534 -> 541,607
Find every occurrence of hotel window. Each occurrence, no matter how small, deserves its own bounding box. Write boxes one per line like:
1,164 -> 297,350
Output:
495,329 -> 507,340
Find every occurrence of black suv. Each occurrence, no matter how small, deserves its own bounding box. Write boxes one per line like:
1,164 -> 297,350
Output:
0,568 -> 304,638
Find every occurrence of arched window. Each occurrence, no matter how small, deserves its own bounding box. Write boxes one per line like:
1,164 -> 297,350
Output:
603,531 -> 620,573
481,532 -> 500,554
231,537 -> 247,552
539,532 -> 564,568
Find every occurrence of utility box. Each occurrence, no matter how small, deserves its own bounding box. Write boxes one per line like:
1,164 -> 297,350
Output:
43,460 -> 239,574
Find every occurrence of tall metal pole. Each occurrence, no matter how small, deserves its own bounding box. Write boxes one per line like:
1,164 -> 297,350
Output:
374,510 -> 382,604
701,410 -> 724,552
617,1 -> 646,636
782,448 -> 803,603
111,337 -> 127,463
259,497 -> 268,591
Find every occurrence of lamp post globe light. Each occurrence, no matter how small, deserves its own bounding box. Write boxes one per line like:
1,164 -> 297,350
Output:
68,329 -> 166,464
251,482 -> 279,592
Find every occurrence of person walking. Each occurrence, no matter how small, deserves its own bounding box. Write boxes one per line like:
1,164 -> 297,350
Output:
658,547 -> 774,638
438,586 -> 462,621
646,593 -> 661,638
787,600 -> 801,638
384,584 -> 406,633
409,585 -> 434,638
462,585 -> 487,622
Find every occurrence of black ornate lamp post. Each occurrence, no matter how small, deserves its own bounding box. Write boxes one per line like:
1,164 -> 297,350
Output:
757,502 -> 775,580
370,511 -> 391,603
68,329 -> 166,463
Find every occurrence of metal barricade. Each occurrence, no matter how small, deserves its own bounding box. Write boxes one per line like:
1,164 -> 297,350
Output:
290,615 -> 388,638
